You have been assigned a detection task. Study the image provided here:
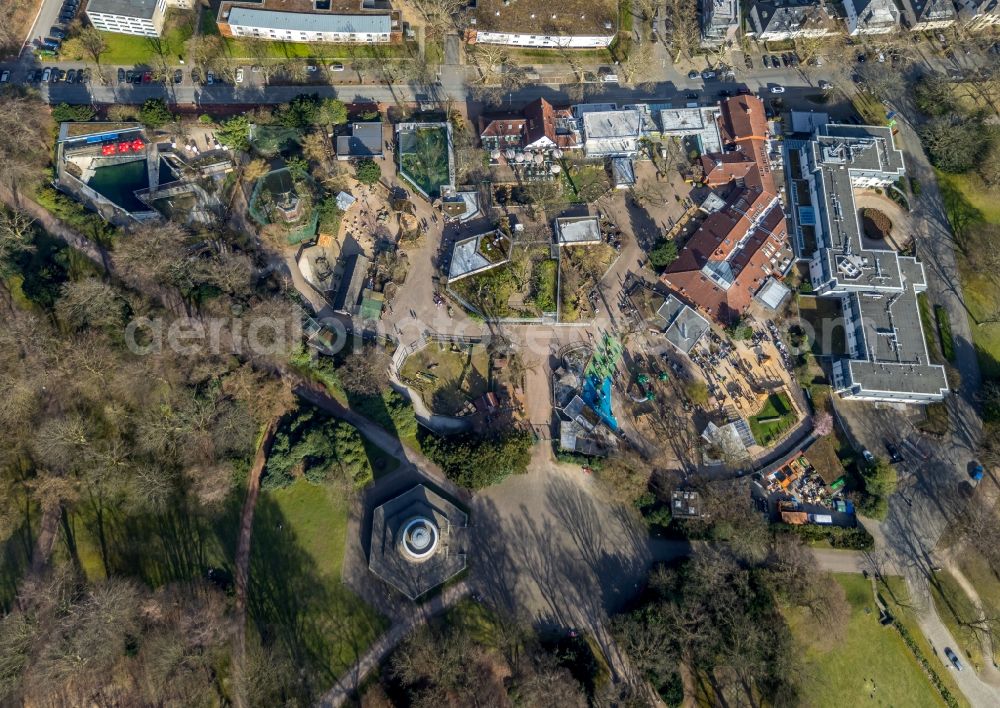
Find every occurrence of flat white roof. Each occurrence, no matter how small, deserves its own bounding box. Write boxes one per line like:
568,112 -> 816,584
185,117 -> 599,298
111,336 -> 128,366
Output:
556,216 -> 602,245
227,7 -> 391,33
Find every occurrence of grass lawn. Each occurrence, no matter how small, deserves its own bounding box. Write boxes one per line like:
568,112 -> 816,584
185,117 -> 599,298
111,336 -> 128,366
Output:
787,574 -> 955,708
936,304 -> 955,361
935,169 -> 1000,378
749,392 -> 796,446
937,169 -> 1000,224
919,292 -> 945,364
501,47 -> 613,64
222,37 -> 415,60
955,546 -> 1000,666
399,343 -> 491,416
252,478 -> 387,679
60,10 -> 195,65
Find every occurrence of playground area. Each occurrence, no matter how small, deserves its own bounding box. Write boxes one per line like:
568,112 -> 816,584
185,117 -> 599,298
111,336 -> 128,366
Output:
398,342 -> 491,416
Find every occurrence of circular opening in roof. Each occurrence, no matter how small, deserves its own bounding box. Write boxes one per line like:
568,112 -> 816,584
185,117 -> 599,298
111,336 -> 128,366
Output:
400,516 -> 439,561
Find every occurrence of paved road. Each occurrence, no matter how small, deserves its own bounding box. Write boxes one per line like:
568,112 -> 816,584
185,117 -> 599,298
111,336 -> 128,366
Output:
20,0 -> 65,60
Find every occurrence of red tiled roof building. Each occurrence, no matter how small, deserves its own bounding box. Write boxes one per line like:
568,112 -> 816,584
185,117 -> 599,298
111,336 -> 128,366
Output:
661,96 -> 787,323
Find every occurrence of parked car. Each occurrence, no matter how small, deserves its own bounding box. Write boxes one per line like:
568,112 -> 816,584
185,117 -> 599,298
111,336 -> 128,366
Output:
762,54 -> 770,68
117,67 -> 125,83
857,53 -> 867,63
971,463 -> 985,481
0,70 -> 8,83
173,68 -> 182,84
58,11 -> 74,22
305,65 -> 318,73
781,53 -> 791,66
65,69 -> 75,83
206,70 -> 215,84
818,79 -> 832,90
41,68 -> 51,82
717,89 -> 732,97
701,70 -> 716,80
81,68 -> 90,83
50,26 -> 67,39
329,63 -> 344,72
251,64 -> 261,72
885,442 -> 903,464
685,91 -> 699,100
191,67 -> 201,83
769,85 -> 785,94
862,449 -> 875,465
42,37 -> 61,49
944,647 -> 963,671
687,69 -> 699,79
235,67 -> 244,83
142,70 -> 151,83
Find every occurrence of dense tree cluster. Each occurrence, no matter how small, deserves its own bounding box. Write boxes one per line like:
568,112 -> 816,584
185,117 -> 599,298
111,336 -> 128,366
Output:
914,74 -> 995,174
421,427 -> 533,489
0,571 -> 233,705
856,457 -> 897,520
376,610 -> 589,708
263,406 -> 373,489
614,538 -> 848,705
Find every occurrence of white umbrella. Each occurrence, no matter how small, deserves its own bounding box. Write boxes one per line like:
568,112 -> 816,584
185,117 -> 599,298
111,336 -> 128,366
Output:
515,153 -> 526,163
550,164 -> 562,174
491,149 -> 501,160
533,153 -> 544,164
505,148 -> 516,160
551,148 -> 563,159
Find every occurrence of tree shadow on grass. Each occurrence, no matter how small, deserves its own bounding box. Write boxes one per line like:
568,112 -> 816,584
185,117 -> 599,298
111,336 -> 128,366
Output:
246,494 -> 387,694
0,493 -> 36,613
64,492 -> 233,589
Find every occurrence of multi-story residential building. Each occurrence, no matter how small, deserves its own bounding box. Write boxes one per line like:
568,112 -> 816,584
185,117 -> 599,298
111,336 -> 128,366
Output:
660,96 -> 791,324
217,0 -> 400,43
86,0 -> 169,37
746,0 -> 841,40
478,98 -> 581,154
701,0 -> 741,47
464,0 -> 618,48
900,0 -> 957,29
956,0 -> 1000,30
843,0 -> 901,33
790,124 -> 948,403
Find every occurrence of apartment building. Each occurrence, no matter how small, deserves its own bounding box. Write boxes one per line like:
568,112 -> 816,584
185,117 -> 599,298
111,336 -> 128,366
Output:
217,0 -> 399,43
464,0 -> 618,48
86,0 -> 168,37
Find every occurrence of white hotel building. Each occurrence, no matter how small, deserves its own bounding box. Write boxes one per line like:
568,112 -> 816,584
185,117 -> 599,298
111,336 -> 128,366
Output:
85,0 -> 193,37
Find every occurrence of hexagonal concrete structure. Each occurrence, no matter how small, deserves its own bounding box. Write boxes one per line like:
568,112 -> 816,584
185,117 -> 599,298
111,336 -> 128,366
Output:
368,485 -> 467,600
